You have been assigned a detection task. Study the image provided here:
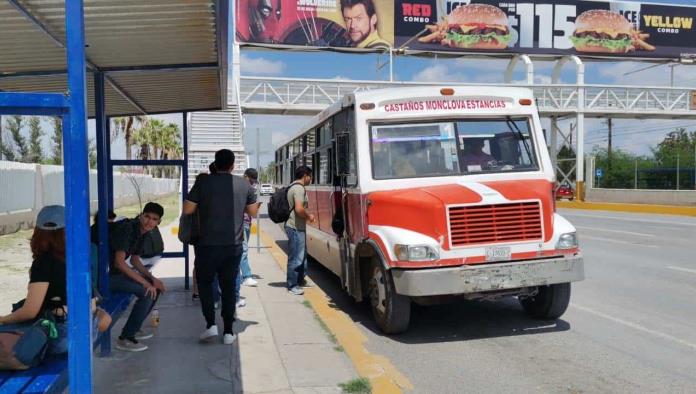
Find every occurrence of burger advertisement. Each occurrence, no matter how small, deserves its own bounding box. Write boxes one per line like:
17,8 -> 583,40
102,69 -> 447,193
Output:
394,0 -> 696,59
236,1 -> 696,60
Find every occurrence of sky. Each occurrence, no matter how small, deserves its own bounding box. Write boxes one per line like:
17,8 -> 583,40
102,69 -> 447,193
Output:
3,0 -> 696,168
240,0 -> 696,166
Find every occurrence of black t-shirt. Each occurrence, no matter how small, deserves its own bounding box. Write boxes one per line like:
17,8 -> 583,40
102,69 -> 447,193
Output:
187,173 -> 257,246
29,254 -> 67,311
108,218 -> 146,269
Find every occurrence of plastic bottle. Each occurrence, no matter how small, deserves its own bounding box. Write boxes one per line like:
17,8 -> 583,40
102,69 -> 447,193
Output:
151,308 -> 160,327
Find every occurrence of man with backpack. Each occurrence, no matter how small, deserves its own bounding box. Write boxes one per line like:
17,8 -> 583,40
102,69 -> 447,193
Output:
283,166 -> 315,295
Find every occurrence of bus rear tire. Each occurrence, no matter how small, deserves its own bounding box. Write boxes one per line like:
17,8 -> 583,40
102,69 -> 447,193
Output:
519,283 -> 571,320
368,260 -> 411,334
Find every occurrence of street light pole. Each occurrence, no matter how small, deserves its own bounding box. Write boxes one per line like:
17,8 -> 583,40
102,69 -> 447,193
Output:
256,128 -> 261,254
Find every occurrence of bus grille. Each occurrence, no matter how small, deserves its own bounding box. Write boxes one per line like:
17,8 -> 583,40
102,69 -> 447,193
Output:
448,202 -> 543,247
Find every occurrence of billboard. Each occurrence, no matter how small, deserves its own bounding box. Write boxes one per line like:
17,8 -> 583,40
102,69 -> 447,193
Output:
235,0 -> 393,50
236,0 -> 696,60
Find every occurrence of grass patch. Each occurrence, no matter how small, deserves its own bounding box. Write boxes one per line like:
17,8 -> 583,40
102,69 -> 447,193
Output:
114,193 -> 181,226
306,305 -> 343,351
313,314 -> 338,344
0,229 -> 32,250
339,377 -> 371,394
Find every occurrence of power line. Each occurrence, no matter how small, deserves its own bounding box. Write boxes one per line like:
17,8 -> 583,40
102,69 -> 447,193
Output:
583,122 -> 696,141
585,125 -> 696,143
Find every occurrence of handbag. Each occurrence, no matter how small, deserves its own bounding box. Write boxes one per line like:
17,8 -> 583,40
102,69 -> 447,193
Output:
178,211 -> 200,245
0,315 -> 59,370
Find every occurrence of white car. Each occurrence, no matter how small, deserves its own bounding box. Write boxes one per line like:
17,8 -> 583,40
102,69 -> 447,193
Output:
259,183 -> 274,196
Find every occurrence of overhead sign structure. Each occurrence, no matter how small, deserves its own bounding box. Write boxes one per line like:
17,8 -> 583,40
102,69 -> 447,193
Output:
236,0 -> 696,60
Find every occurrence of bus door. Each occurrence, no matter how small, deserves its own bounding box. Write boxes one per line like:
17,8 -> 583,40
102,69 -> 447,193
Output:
334,120 -> 360,296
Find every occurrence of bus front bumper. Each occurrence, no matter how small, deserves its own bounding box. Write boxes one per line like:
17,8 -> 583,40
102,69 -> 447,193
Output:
390,255 -> 584,297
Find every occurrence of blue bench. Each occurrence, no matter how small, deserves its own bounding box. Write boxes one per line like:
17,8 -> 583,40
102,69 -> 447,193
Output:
0,292 -> 133,394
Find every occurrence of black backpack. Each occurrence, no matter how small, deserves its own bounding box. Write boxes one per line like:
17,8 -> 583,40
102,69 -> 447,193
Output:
268,183 -> 301,223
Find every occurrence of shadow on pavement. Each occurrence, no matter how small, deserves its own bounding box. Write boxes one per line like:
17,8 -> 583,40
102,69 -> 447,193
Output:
269,237 -> 571,344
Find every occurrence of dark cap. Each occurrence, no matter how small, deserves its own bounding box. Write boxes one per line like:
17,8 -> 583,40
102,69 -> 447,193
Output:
36,205 -> 65,230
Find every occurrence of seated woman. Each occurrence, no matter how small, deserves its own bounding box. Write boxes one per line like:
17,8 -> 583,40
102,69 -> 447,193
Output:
0,205 -> 112,354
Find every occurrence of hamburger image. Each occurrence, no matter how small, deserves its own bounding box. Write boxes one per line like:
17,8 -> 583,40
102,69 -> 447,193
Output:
418,4 -> 512,50
571,9 -> 654,53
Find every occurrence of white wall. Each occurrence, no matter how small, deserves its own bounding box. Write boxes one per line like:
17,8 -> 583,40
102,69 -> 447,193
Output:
0,161 -> 179,234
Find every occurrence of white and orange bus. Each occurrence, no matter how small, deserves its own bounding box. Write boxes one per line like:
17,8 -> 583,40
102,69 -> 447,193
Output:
274,86 -> 584,334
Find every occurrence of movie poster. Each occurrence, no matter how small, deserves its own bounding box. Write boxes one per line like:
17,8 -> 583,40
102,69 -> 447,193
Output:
236,0 -> 394,50
394,0 -> 696,59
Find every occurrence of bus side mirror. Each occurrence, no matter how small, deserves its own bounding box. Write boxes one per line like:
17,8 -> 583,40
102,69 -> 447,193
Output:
336,134 -> 350,176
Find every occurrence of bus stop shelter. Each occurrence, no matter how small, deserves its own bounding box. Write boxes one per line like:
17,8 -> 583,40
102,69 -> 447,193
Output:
0,0 -> 229,391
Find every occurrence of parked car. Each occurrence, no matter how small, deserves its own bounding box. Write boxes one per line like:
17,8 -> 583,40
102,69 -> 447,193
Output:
556,184 -> 575,201
260,183 -> 274,196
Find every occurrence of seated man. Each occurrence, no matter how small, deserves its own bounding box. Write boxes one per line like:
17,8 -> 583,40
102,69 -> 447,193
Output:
129,224 -> 163,270
109,202 -> 167,352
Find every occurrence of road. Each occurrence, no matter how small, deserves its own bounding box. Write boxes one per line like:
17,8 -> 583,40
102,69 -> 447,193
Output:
257,202 -> 696,393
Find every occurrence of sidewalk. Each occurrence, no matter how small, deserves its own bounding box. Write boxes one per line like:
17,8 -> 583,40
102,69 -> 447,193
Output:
93,223 -> 358,393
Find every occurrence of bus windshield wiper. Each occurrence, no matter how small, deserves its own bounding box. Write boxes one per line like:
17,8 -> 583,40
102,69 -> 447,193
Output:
506,117 -> 533,163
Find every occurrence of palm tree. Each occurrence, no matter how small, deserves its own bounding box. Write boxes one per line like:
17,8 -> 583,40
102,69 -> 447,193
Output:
112,116 -> 146,160
131,119 -> 183,177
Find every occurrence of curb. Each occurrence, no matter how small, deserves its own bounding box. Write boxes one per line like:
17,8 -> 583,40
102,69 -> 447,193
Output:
557,200 -> 696,217
258,229 -> 413,394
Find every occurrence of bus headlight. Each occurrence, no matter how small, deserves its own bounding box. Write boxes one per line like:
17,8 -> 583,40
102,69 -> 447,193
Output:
556,232 -> 578,249
394,244 -> 439,261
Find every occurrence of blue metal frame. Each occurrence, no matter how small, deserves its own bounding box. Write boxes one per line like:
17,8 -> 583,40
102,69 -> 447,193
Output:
63,1 -> 93,392
182,111 -> 190,290
1,0 -> 227,389
0,92 -> 67,115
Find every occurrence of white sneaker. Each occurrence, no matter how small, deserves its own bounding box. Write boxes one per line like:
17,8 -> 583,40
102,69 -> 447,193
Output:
214,301 -> 220,310
223,333 -> 237,345
242,278 -> 258,287
199,325 -> 218,342
288,286 -> 304,295
236,298 -> 246,308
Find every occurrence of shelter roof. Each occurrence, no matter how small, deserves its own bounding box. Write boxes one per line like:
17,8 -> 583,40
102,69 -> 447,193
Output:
0,0 -> 228,116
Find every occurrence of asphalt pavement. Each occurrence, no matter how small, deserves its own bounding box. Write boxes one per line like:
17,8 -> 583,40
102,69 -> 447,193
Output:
261,203 -> 696,394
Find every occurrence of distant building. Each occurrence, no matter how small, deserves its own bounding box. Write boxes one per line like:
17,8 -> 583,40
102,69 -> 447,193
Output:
187,110 -> 247,189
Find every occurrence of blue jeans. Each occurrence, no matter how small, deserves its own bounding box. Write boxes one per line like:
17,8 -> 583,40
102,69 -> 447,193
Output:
285,226 -> 307,289
109,273 -> 158,339
236,223 -> 252,299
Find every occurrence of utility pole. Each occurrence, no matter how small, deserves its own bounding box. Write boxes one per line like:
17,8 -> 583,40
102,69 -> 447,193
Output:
668,64 -> 678,87
256,128 -> 261,254
603,118 -> 613,170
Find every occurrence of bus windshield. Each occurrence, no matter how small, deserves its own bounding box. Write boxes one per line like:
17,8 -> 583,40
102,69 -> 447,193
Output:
370,118 -> 538,180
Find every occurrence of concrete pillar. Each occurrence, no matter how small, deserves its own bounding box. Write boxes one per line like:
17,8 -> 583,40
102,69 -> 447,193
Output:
505,54 -> 534,84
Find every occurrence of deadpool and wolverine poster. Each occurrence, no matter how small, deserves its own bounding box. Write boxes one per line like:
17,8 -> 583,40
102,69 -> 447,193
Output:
236,0 -> 696,60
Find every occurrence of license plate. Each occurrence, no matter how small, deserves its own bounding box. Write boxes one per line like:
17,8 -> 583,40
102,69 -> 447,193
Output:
485,246 -> 511,262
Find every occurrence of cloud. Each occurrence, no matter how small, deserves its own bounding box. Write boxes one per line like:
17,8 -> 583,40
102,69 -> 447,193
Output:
240,54 -> 286,76
411,64 -> 454,82
411,59 -> 558,84
589,61 -> 695,87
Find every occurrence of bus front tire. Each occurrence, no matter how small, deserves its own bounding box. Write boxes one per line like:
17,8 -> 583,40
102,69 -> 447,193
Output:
519,282 -> 571,320
368,260 -> 411,334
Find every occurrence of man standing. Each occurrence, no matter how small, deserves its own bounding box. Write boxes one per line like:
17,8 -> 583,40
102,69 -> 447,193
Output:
240,168 -> 259,288
109,202 -> 167,352
285,166 -> 315,295
341,0 -> 390,49
183,149 -> 259,345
